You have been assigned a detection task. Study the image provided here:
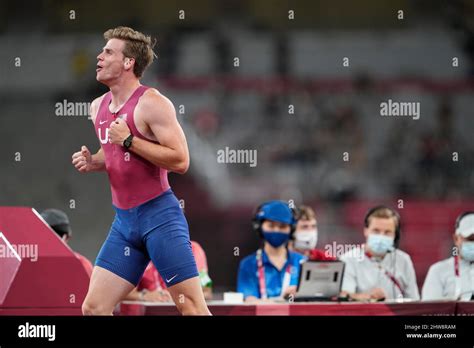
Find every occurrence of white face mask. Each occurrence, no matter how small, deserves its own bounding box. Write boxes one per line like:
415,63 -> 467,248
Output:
294,229 -> 318,250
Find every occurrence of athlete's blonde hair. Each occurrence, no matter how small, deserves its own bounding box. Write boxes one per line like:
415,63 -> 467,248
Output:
104,26 -> 156,78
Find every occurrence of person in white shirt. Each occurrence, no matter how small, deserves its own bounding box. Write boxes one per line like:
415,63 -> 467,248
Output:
340,206 -> 420,301
422,212 -> 474,301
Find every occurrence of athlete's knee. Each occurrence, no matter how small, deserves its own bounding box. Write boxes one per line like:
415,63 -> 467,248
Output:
176,303 -> 204,316
175,297 -> 210,316
82,298 -> 113,316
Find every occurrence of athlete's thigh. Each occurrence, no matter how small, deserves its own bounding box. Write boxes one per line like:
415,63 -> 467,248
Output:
166,276 -> 207,308
85,266 -> 136,308
95,211 -> 151,286
87,211 -> 150,308
142,191 -> 199,287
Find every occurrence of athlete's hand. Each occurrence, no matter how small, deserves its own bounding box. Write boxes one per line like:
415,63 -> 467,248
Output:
72,145 -> 93,173
109,118 -> 131,146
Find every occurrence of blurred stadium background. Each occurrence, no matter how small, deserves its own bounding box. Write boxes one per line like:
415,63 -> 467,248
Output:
1,0 -> 474,292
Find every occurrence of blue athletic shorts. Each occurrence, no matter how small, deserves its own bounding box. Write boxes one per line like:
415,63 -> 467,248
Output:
95,189 -> 198,287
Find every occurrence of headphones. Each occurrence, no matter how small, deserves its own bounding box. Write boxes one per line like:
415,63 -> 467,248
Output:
252,201 -> 297,239
364,205 -> 401,249
455,211 -> 474,231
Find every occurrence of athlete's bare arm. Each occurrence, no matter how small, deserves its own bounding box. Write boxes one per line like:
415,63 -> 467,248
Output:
108,89 -> 190,174
71,95 -> 107,173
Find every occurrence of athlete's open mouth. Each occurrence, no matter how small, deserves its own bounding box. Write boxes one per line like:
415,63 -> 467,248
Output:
96,65 -> 103,72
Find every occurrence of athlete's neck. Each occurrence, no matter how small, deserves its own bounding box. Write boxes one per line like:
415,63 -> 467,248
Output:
108,79 -> 141,112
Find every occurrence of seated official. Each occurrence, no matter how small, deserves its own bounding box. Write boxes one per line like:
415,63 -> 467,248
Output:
237,200 -> 306,302
40,208 -> 93,277
340,206 -> 419,301
125,241 -> 213,302
422,212 -> 474,301
289,205 -> 336,261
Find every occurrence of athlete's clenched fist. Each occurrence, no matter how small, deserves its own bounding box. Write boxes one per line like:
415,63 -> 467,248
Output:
109,118 -> 131,146
72,145 -> 93,173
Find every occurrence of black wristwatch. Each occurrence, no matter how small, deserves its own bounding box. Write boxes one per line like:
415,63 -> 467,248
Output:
123,134 -> 134,149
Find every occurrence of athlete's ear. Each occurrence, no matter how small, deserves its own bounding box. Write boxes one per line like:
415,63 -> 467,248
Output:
124,57 -> 134,71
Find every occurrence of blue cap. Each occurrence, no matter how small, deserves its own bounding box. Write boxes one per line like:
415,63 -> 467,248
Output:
255,200 -> 294,225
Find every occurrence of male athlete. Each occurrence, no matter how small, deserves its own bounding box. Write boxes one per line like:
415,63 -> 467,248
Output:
72,26 -> 211,315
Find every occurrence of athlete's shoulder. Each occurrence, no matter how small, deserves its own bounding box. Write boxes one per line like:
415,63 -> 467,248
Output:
90,92 -> 107,110
138,88 -> 175,116
89,92 -> 108,122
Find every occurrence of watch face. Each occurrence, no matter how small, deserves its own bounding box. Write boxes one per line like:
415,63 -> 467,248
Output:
124,135 -> 133,148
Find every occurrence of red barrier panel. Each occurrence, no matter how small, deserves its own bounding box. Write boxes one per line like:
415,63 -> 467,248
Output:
119,301 -> 461,316
0,207 -> 89,315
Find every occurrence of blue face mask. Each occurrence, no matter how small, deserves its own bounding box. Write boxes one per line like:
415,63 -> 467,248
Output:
461,241 -> 474,262
262,230 -> 290,248
367,234 -> 394,255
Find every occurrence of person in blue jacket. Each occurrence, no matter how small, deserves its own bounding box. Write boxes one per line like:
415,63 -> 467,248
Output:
237,200 -> 306,302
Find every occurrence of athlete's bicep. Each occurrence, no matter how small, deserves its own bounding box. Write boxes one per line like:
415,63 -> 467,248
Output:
141,94 -> 188,155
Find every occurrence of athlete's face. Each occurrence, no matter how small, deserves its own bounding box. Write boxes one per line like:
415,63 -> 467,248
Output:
96,39 -> 133,83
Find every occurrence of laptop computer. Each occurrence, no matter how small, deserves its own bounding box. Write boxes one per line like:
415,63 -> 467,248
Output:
294,260 -> 345,302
